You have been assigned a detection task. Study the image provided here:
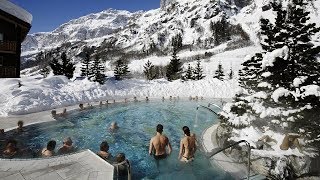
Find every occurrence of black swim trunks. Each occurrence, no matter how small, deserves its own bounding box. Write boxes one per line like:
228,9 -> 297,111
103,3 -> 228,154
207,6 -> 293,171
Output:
153,154 -> 167,160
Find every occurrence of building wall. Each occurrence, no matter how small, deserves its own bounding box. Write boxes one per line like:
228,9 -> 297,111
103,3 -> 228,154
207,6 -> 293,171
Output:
0,13 -> 23,78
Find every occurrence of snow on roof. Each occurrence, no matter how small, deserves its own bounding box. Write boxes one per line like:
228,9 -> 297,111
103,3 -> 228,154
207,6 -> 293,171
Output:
0,0 -> 32,24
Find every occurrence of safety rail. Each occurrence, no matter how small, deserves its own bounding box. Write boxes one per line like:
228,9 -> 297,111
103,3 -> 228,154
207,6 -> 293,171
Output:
208,140 -> 251,180
196,105 -> 219,116
113,160 -> 132,180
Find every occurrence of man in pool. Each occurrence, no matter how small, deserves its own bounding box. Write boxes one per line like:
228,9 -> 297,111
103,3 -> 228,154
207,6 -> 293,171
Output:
179,126 -> 196,162
149,124 -> 172,160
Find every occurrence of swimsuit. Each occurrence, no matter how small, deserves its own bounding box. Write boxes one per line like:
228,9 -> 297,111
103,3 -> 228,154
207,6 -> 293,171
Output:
153,154 -> 167,160
181,155 -> 194,162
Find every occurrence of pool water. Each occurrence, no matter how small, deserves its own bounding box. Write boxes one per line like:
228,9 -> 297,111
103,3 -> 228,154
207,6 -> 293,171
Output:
8,100 -> 232,180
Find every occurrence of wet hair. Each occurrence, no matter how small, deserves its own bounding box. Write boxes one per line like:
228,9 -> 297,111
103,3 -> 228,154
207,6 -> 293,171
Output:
6,139 -> 18,147
116,153 -> 126,163
51,110 -> 57,115
47,140 -> 56,151
156,124 -> 163,133
183,126 -> 190,136
17,120 -> 24,126
0,129 -> 4,134
100,141 -> 109,151
63,137 -> 73,146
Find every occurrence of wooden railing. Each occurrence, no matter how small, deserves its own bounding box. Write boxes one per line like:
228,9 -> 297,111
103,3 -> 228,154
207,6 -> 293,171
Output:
0,41 -> 17,52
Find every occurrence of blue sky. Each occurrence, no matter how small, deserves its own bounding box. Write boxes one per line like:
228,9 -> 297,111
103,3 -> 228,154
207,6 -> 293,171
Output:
10,0 -> 160,33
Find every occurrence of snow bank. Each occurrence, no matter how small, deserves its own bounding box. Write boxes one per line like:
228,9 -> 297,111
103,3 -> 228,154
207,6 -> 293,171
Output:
0,75 -> 237,116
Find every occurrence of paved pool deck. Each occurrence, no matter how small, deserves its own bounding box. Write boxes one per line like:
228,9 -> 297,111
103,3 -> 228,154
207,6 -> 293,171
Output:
0,150 -> 114,180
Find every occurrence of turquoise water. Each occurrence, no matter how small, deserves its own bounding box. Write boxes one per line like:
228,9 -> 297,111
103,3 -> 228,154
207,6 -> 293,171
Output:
8,100 -> 232,180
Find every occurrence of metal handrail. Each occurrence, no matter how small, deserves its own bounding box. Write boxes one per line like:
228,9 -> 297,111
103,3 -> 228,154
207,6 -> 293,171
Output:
208,140 -> 251,180
113,160 -> 132,180
196,105 -> 219,116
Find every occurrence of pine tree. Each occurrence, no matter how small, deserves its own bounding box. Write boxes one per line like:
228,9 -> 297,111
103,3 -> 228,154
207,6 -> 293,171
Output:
114,59 -> 130,80
61,52 -> 75,79
40,66 -> 50,78
81,51 -> 92,78
228,67 -> 234,80
193,58 -> 205,80
213,62 -> 225,80
211,15 -> 230,46
166,48 -> 182,81
143,60 -> 155,80
90,55 -> 105,84
49,52 -> 75,79
222,0 -> 320,150
184,64 -> 194,80
50,57 -> 63,76
171,34 -> 183,51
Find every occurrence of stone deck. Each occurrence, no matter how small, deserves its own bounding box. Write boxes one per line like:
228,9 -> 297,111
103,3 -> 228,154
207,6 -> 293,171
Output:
0,150 -> 114,180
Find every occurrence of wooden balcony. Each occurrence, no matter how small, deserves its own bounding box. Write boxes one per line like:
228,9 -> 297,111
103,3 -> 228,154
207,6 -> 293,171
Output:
0,41 -> 17,53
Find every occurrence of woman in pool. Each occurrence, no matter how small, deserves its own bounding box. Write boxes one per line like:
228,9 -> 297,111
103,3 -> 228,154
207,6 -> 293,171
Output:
179,126 -> 196,163
41,140 -> 56,157
2,139 -> 20,158
97,141 -> 111,161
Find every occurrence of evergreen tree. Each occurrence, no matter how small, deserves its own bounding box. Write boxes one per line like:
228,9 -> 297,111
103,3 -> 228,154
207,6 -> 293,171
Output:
213,62 -> 225,80
61,52 -> 75,79
50,57 -> 63,76
49,52 -> 75,79
81,51 -> 92,78
222,0 -> 320,151
166,48 -> 182,81
211,15 -> 230,45
40,66 -> 50,78
228,67 -> 234,80
171,33 -> 183,51
184,64 -> 194,80
114,59 -> 130,80
143,60 -> 155,80
193,58 -> 205,80
90,55 -> 105,84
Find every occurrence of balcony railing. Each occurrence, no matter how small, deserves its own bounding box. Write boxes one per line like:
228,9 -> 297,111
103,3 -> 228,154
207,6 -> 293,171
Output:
0,41 -> 17,53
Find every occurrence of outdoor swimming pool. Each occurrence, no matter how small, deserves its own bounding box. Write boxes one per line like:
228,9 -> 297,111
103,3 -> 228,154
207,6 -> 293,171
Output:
7,100 -> 232,179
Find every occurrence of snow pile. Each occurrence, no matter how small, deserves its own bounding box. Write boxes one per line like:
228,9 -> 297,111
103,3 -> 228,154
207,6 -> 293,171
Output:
0,76 -> 237,116
0,0 -> 32,24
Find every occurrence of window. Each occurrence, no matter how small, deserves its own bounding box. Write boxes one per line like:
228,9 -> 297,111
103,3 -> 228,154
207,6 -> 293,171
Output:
0,33 -> 3,41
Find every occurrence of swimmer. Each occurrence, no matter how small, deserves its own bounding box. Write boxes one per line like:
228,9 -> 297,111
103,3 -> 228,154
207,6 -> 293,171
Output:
42,140 -> 56,157
58,137 -> 75,155
179,126 -> 196,162
149,124 -> 172,160
109,122 -> 119,131
97,141 -> 111,161
16,120 -> 24,133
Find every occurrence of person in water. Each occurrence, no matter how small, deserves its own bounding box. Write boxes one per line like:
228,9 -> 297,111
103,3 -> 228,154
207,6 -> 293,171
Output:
179,126 -> 196,162
58,137 -> 75,155
113,153 -> 131,179
109,122 -> 119,131
149,124 -> 172,160
16,120 -> 24,133
42,140 -> 56,157
97,141 -> 111,161
2,139 -> 20,158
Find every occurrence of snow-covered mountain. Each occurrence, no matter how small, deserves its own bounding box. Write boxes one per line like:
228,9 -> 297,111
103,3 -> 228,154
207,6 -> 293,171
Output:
22,9 -> 142,52
21,0 -> 320,66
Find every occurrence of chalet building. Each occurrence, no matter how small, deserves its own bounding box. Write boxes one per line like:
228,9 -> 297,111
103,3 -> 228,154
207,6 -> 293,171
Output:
0,1 -> 32,78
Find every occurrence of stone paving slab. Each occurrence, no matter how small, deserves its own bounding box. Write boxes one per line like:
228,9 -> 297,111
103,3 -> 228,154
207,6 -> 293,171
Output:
0,150 -> 114,180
